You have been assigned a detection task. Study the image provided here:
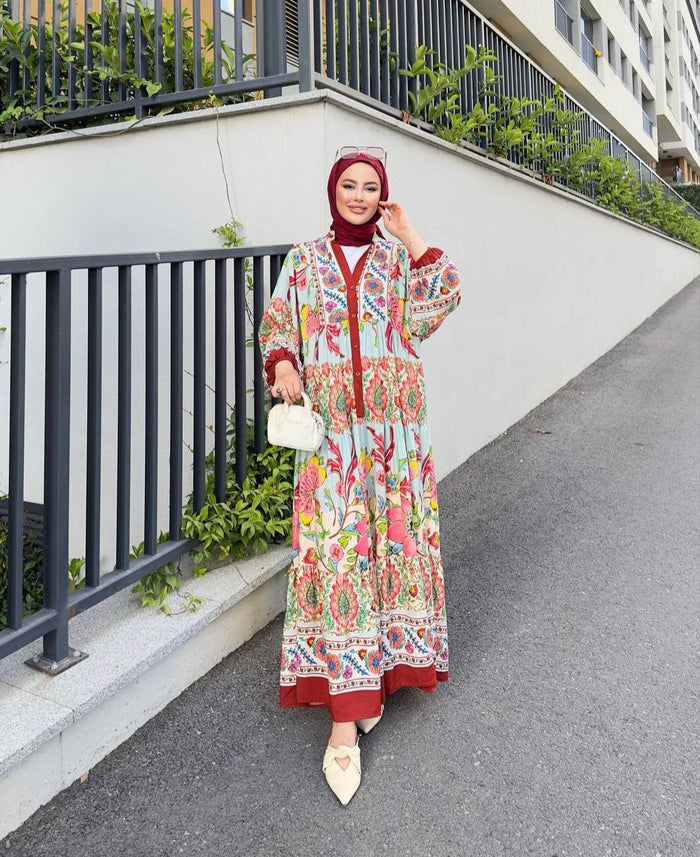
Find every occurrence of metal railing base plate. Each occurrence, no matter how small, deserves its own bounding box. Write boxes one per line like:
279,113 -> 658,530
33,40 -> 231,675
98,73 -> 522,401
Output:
24,648 -> 89,676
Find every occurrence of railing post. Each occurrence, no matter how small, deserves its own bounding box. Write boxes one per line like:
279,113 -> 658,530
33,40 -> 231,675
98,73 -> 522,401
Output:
406,0 -> 418,112
297,0 -> 314,92
7,274 -> 27,631
37,269 -> 79,672
5,0 -> 20,116
258,0 -> 285,97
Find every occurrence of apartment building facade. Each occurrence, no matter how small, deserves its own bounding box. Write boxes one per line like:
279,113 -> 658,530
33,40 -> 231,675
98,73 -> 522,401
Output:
467,0 -> 700,182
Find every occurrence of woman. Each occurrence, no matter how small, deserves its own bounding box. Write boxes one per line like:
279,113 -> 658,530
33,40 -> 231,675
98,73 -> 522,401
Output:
257,146 -> 461,805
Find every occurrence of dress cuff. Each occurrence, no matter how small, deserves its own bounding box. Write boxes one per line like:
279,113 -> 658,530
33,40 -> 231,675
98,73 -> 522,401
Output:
409,247 -> 444,270
264,347 -> 299,387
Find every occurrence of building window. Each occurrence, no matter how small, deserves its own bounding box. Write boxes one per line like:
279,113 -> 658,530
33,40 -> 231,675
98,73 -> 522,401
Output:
638,29 -> 651,72
580,11 -> 598,73
554,0 -> 575,45
220,0 -> 255,21
608,34 -> 616,71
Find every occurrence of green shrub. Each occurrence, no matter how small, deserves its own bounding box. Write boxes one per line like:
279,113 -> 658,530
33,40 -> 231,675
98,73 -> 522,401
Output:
400,44 -> 700,249
0,515 -> 44,630
0,0 -> 255,139
180,413 -> 295,576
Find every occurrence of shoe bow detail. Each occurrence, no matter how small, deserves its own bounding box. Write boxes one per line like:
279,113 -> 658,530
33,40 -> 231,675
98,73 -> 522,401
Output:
322,740 -> 361,775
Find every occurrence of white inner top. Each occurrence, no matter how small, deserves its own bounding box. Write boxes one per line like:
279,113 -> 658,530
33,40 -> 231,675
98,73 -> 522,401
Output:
339,243 -> 370,271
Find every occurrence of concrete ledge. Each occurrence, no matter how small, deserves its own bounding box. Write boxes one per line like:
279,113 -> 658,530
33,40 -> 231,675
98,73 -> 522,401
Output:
0,545 -> 290,840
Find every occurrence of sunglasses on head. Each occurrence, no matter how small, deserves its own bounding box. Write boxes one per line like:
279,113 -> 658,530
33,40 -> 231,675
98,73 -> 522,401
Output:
335,145 -> 387,167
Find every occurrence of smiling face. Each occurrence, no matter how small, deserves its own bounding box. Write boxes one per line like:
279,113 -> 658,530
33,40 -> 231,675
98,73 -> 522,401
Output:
335,161 -> 382,225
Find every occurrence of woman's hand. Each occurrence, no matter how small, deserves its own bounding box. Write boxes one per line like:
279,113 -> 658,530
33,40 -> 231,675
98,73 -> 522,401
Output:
379,201 -> 428,260
378,200 -> 413,243
273,360 -> 304,405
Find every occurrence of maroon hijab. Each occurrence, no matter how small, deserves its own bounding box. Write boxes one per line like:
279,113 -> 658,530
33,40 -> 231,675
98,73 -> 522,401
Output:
327,153 -> 389,246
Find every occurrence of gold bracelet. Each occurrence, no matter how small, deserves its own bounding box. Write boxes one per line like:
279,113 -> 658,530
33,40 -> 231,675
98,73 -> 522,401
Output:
406,233 -> 419,252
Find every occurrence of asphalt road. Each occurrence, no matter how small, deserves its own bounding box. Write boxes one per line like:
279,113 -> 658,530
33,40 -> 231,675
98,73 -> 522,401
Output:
3,278 -> 699,857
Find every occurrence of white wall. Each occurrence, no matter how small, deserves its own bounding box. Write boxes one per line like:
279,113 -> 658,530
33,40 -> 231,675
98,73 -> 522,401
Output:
0,89 -> 698,567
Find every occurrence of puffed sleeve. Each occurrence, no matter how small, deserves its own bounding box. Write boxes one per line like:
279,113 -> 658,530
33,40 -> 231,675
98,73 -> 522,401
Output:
405,247 -> 461,340
258,248 -> 303,387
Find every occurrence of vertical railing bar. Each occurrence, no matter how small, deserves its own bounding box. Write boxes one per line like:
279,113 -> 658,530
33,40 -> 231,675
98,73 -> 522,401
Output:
269,254 -> 283,297
458,4 -> 467,115
144,263 -> 158,554
42,269 -> 71,663
313,0 -> 322,74
193,260 -> 206,512
299,0 -> 314,91
84,0 -> 93,108
37,0 -> 46,108
254,0 -> 265,80
214,259 -> 227,501
431,0 -> 439,66
154,0 -> 164,89
406,0 -> 416,112
337,0 -> 348,85
116,265 -> 132,571
415,0 -> 423,50
234,0 -> 244,81
170,262 -> 184,540
67,0 -> 77,109
212,0 -> 220,84
325,0 -> 335,80
359,0 -> 369,94
85,267 -> 102,586
193,0 -> 202,89
7,273 -> 27,630
369,0 -> 380,101
379,0 -> 389,104
388,0 -> 398,107
348,0 -> 359,89
252,256 -> 266,455
396,0 -> 406,112
445,0 -> 454,72
100,0 -> 109,102
51,0 -> 60,99
118,0 -> 127,101
174,0 -> 183,91
458,2 -> 467,111
233,257 -> 247,486
21,0 -> 31,101
133,0 -> 143,118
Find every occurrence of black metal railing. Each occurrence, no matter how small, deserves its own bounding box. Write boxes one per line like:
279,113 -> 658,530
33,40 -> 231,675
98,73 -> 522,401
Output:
3,0 -> 696,216
0,245 -> 290,668
309,0 -> 697,218
0,0 -> 301,127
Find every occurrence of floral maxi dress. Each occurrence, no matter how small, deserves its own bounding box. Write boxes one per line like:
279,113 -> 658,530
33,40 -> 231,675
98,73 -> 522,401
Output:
258,231 -> 461,721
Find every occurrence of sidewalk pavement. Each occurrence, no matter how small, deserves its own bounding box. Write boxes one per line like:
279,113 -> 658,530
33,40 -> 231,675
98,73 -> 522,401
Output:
2,277 -> 698,857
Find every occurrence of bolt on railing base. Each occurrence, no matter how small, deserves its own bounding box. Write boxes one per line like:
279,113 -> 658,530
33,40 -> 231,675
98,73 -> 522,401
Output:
25,648 -> 89,676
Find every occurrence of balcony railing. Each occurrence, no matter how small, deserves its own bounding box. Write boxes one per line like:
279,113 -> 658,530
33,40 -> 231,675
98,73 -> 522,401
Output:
554,0 -> 574,44
0,245 -> 290,669
639,44 -> 651,72
581,33 -> 599,74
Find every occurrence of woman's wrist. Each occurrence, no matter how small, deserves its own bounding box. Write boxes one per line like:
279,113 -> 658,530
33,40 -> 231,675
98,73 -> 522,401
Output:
403,232 -> 428,261
274,359 -> 295,380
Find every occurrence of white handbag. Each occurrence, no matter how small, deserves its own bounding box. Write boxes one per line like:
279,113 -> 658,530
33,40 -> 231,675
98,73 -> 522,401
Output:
267,391 -> 325,452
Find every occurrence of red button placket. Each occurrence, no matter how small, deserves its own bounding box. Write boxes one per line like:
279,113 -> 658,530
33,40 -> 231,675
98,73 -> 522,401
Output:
332,241 -> 372,420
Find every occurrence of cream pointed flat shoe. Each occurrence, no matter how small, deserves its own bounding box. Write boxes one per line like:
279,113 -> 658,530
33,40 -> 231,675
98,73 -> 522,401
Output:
322,735 -> 361,805
356,704 -> 385,735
